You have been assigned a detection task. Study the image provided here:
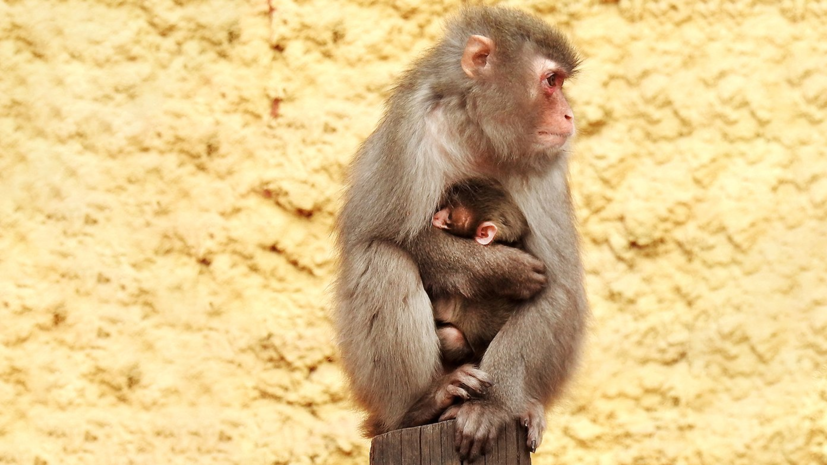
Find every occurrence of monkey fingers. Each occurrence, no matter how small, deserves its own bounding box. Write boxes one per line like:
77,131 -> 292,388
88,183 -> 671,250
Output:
434,382 -> 471,409
438,404 -> 460,422
445,385 -> 471,401
435,365 -> 492,410
452,400 -> 510,461
490,246 -> 548,300
449,364 -> 493,394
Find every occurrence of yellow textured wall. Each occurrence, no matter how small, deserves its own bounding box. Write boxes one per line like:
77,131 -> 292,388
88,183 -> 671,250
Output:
1,0 -> 825,463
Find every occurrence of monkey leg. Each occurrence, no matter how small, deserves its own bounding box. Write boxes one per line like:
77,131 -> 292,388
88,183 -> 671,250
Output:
334,241 -> 442,436
436,324 -> 475,365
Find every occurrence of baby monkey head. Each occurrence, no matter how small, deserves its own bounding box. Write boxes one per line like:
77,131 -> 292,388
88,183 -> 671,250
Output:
432,179 -> 528,246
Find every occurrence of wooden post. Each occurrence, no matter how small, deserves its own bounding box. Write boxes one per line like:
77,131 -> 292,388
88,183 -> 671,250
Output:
369,420 -> 531,465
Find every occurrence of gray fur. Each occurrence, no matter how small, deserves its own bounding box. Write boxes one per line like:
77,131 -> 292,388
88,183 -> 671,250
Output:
333,6 -> 587,454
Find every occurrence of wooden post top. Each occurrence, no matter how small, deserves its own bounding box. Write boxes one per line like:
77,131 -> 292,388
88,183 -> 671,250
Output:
369,420 -> 531,465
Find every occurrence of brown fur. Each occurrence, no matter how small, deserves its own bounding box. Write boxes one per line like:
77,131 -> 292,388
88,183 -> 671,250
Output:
334,6 -> 587,459
428,178 -> 529,365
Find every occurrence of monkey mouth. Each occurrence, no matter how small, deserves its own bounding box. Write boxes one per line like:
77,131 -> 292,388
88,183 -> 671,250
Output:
537,131 -> 571,146
538,131 -> 570,138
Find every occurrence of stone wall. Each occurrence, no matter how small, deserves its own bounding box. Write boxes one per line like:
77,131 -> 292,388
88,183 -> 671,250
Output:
1,0 -> 825,463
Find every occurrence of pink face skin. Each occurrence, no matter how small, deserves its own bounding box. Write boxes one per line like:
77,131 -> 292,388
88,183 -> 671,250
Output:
534,57 -> 574,148
535,58 -> 574,149
461,36 -> 575,152
432,207 -> 499,245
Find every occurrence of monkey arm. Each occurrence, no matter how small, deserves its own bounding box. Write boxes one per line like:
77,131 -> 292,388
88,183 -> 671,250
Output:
448,169 -> 588,460
406,226 -> 547,301
490,172 -> 588,409
447,273 -> 586,460
486,282 -> 585,404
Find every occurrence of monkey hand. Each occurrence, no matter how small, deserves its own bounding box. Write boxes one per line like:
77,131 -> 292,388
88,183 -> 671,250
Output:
435,365 -> 493,410
487,245 -> 547,300
521,399 -> 546,453
443,398 -> 511,461
399,364 -> 492,429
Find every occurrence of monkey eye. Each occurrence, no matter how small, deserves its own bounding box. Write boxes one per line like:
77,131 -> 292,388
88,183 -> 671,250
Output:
545,73 -> 558,87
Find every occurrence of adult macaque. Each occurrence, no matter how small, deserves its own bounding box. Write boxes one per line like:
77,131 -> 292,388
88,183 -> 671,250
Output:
334,6 -> 587,460
428,178 -> 529,366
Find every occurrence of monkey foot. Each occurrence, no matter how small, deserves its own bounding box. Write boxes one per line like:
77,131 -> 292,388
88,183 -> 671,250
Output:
449,399 -> 510,461
521,400 -> 546,453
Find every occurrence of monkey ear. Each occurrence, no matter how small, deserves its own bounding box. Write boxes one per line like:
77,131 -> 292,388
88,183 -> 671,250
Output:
461,35 -> 495,79
475,221 -> 498,245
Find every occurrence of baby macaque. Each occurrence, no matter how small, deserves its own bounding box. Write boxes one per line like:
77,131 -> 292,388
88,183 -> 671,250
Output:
429,179 -> 529,365
428,179 -> 547,452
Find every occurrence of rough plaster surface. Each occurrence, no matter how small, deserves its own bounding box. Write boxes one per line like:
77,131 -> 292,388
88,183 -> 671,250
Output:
0,0 -> 825,464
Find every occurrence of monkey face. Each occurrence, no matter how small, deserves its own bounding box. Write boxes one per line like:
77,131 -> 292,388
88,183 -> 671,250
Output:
533,58 -> 574,149
432,205 -> 477,238
457,22 -> 579,169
